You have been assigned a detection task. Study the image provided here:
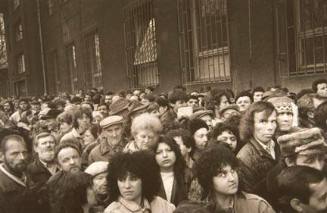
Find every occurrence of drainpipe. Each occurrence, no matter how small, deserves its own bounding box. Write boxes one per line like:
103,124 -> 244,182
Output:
36,0 -> 47,95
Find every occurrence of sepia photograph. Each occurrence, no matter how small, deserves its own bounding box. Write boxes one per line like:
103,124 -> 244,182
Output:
0,0 -> 326,212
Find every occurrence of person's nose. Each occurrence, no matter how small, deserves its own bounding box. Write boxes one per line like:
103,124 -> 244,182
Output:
18,153 -> 26,160
162,150 -> 168,158
203,135 -> 208,142
69,158 -> 76,164
124,180 -> 131,188
227,172 -> 236,182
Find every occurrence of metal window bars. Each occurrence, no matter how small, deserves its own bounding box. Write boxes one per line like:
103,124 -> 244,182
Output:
123,0 -> 159,89
65,43 -> 78,93
276,0 -> 327,77
177,0 -> 231,84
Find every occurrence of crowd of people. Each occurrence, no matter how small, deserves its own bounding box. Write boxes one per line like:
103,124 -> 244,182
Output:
0,79 -> 327,213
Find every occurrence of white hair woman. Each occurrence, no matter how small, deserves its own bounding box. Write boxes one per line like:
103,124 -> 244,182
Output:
124,113 -> 163,152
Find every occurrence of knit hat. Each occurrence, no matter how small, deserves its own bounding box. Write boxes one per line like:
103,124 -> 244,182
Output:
189,118 -> 209,136
84,161 -> 108,177
277,127 -> 327,157
267,96 -> 293,113
109,98 -> 130,115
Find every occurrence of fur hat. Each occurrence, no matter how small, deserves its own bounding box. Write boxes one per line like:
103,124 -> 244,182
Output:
189,118 -> 208,136
84,161 -> 108,177
267,96 -> 293,113
277,127 -> 327,157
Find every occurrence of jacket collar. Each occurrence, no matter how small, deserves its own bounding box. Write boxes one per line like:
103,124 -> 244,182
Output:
249,138 -> 278,160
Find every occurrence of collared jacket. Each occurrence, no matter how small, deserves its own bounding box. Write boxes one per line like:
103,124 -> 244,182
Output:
104,196 -> 175,213
236,138 -> 279,193
27,158 -> 57,185
88,137 -> 126,164
204,191 -> 276,213
0,164 -> 43,213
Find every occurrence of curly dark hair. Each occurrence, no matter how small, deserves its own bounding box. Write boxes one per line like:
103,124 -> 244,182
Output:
194,144 -> 239,198
312,78 -> 327,93
153,135 -> 186,178
209,122 -> 241,153
239,101 -> 275,142
107,151 -> 161,203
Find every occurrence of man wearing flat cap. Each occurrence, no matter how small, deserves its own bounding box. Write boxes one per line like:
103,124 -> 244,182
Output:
83,161 -> 110,213
88,115 -> 126,164
254,127 -> 327,210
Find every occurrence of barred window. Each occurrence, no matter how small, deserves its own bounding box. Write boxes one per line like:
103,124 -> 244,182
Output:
17,54 -> 25,74
124,0 -> 159,88
65,43 -> 78,92
85,31 -> 103,89
178,0 -> 230,84
295,0 -> 327,74
276,0 -> 327,76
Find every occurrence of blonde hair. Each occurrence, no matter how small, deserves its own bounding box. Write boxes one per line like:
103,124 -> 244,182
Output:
131,113 -> 162,136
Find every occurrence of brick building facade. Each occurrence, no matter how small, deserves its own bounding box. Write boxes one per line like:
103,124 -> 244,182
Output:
1,0 -> 326,96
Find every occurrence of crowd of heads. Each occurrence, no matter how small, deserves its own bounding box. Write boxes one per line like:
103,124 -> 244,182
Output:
0,80 -> 327,213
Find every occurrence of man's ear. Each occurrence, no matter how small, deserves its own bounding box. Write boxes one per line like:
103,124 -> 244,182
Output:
290,198 -> 304,212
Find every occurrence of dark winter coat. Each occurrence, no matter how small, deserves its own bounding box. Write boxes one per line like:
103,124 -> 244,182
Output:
0,165 -> 44,213
237,138 -> 280,193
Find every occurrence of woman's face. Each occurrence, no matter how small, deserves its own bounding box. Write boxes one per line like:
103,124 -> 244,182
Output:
219,95 -> 230,109
253,110 -> 277,144
83,129 -> 95,146
193,128 -> 208,150
77,113 -> 91,132
155,143 -> 176,172
118,173 -> 142,203
134,129 -> 158,150
60,121 -> 73,134
212,165 -> 238,196
217,130 -> 237,151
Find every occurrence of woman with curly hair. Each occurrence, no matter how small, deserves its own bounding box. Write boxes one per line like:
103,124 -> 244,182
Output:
104,151 -> 175,213
210,122 -> 241,153
154,136 -> 187,206
195,144 -> 275,213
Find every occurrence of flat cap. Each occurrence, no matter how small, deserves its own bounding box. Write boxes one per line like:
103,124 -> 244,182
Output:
100,115 -> 124,129
219,104 -> 240,115
190,110 -> 213,120
84,161 -> 108,177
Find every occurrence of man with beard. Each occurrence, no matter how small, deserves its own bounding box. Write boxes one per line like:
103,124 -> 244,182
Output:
0,132 -> 41,213
27,132 -> 58,185
47,141 -> 90,213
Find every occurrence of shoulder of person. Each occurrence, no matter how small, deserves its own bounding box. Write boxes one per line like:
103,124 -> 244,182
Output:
151,196 -> 176,212
104,201 -> 122,213
239,192 -> 275,212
